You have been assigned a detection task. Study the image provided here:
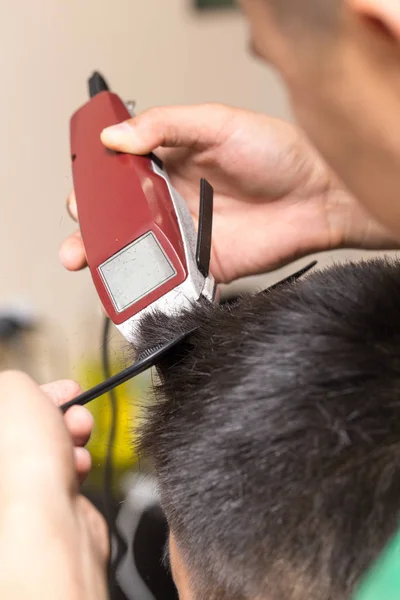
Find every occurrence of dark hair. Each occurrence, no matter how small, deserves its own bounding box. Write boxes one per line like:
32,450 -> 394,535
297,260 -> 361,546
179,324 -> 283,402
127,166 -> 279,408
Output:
137,258 -> 400,600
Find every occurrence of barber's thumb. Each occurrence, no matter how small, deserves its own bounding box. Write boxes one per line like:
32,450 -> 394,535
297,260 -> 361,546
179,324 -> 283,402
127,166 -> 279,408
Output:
101,111 -> 163,154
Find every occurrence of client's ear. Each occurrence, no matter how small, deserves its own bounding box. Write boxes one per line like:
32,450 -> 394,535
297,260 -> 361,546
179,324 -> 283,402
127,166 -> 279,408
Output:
348,0 -> 400,40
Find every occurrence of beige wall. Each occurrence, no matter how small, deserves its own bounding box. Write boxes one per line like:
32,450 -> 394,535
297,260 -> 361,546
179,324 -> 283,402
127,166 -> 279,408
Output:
0,0 -> 374,381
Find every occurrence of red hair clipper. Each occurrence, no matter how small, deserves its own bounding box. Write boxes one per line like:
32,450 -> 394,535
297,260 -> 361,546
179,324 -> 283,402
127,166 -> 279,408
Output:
70,72 -> 216,345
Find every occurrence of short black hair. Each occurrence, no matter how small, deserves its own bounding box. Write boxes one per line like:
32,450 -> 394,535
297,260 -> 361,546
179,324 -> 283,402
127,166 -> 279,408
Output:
137,258 -> 400,600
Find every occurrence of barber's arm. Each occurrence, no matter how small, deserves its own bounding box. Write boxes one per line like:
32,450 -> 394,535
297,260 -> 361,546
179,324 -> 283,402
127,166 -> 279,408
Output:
60,104 -> 400,284
0,371 -> 108,600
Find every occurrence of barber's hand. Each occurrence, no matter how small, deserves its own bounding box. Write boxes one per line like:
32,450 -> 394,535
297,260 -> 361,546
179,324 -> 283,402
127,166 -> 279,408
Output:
60,104 -> 399,283
0,371 -> 108,600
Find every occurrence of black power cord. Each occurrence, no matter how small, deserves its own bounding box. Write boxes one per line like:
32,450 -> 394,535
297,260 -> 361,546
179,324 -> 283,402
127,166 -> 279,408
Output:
101,317 -> 127,600
101,317 -> 118,598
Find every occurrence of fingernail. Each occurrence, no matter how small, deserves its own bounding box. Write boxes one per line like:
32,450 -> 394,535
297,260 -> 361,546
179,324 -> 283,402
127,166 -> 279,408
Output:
101,121 -> 135,145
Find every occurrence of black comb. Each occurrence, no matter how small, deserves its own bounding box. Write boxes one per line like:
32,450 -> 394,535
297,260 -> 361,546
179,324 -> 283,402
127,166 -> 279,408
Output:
61,327 -> 198,413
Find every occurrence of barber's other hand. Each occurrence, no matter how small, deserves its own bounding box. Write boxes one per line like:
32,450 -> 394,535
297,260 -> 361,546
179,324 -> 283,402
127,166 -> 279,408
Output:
60,104 -> 399,283
0,371 -> 108,600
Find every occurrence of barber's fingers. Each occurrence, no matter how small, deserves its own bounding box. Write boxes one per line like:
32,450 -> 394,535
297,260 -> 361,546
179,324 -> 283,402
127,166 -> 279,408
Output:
74,448 -> 92,485
67,412 -> 93,484
64,406 -> 93,447
41,380 -> 94,484
101,103 -> 234,154
60,190 -> 86,271
59,229 -> 87,271
41,381 -> 93,447
40,379 -> 81,408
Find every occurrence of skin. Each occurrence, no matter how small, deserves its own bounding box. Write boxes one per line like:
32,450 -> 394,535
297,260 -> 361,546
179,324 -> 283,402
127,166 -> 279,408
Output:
0,372 -> 108,600
60,0 -> 400,597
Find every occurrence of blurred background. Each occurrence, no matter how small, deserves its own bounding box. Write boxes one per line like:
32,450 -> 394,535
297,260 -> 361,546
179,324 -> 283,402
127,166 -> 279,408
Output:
0,1 -> 385,598
0,0 -> 292,381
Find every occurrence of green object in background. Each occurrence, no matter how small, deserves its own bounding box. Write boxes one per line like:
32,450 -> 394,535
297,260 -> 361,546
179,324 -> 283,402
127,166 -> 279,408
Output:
353,528 -> 400,600
196,0 -> 236,9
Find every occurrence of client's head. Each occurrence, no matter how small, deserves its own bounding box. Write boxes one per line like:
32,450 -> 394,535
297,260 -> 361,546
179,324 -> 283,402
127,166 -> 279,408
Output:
136,258 -> 400,600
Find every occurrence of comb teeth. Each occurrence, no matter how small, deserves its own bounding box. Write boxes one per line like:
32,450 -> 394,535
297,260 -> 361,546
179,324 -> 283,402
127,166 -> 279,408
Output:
137,344 -> 165,361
